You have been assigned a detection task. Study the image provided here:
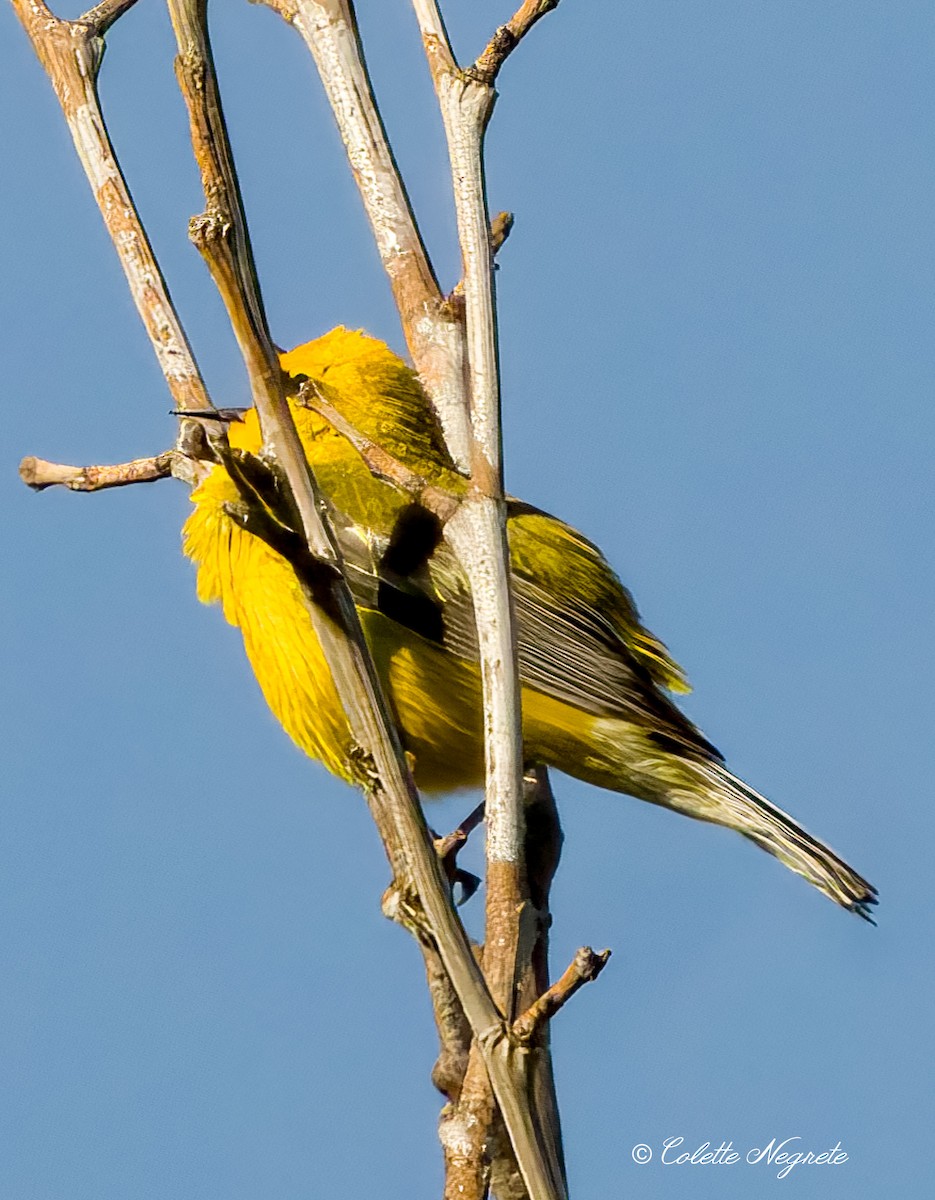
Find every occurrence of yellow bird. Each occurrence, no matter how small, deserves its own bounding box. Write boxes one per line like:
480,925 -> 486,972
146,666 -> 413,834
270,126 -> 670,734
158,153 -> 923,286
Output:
183,327 -> 876,919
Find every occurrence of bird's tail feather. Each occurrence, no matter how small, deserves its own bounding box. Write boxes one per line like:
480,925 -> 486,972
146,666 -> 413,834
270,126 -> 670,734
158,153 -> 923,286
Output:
690,761 -> 878,921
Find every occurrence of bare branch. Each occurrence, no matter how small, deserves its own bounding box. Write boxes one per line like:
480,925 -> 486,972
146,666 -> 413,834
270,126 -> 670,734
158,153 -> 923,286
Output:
381,875 -> 475,1107
9,0 -> 211,416
473,0 -> 561,85
19,451 -> 174,492
427,947 -> 474,1104
440,1046 -> 497,1200
410,0 -> 525,942
500,766 -> 567,1198
256,0 -> 438,311
297,383 -> 462,522
444,769 -> 569,1200
513,948 -> 611,1044
410,4 -> 562,1195
254,0 -> 472,467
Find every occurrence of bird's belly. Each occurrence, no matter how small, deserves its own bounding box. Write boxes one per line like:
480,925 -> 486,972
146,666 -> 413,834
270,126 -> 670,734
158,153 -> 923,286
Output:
367,613 -> 487,793
366,612 -> 656,800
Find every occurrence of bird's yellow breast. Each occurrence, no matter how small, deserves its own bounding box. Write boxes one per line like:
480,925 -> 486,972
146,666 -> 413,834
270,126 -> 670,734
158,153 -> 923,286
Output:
184,475 -> 610,794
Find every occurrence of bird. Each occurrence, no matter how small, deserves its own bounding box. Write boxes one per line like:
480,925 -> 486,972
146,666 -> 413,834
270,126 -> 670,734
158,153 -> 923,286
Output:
182,326 -> 876,920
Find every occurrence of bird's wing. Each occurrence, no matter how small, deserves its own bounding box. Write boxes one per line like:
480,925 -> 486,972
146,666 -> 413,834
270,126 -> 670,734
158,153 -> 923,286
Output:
505,502 -> 692,695
331,501 -> 718,760
430,544 -> 717,756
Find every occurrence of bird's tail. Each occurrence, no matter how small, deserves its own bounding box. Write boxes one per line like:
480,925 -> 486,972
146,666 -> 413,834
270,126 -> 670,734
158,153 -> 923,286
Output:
684,760 -> 878,921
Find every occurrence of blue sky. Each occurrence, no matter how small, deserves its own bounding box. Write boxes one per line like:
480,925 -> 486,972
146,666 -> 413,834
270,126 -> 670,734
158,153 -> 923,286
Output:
2,2 -> 932,1197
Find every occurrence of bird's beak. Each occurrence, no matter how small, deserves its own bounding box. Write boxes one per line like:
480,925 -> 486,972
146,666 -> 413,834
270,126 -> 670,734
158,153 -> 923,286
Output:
170,407 -> 248,423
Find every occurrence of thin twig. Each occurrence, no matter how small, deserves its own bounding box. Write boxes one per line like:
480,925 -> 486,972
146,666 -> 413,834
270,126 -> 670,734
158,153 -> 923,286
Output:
472,0 -> 561,85
513,948 -> 611,1044
9,0 -> 211,417
297,383 -> 462,522
19,451 -> 175,492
